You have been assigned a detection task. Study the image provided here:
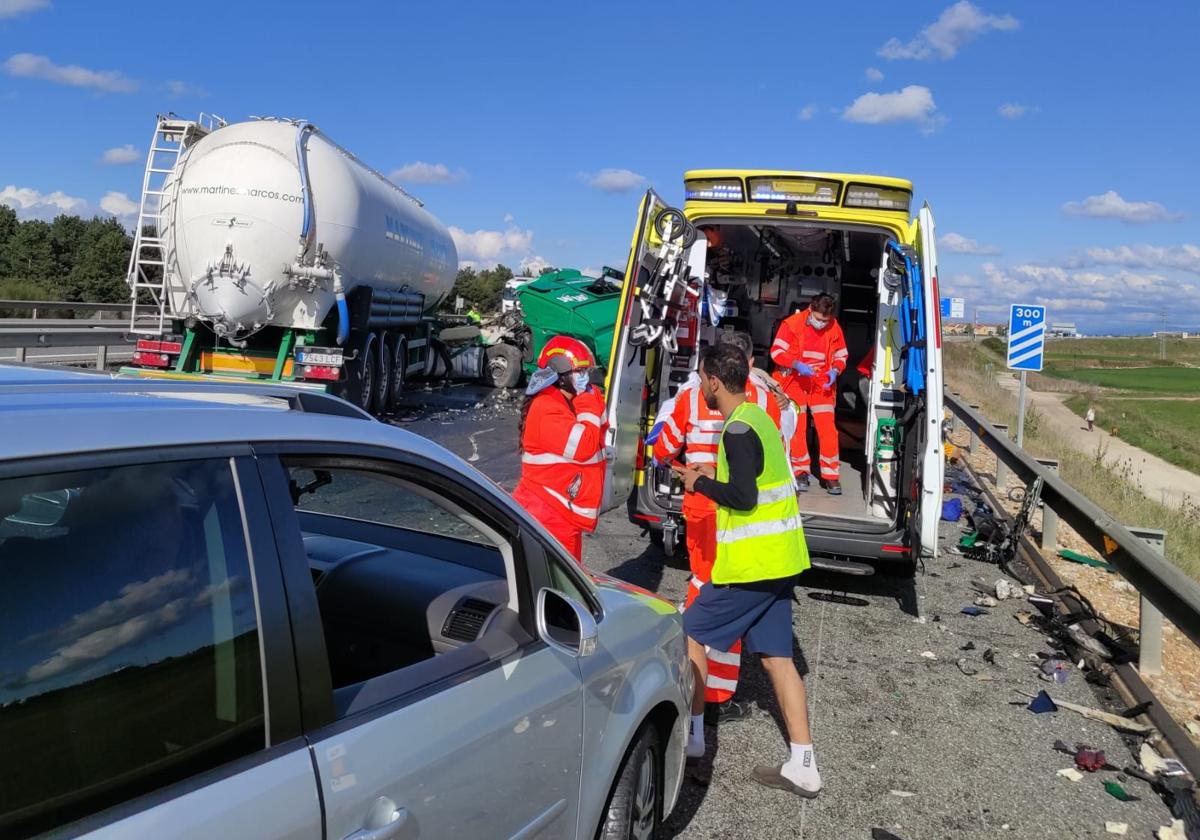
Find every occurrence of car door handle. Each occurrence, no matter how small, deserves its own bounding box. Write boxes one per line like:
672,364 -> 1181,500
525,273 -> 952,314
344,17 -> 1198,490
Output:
343,797 -> 410,840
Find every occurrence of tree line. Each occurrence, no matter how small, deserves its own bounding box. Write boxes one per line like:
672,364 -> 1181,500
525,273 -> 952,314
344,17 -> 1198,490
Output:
0,204 -> 132,306
449,264 -> 558,313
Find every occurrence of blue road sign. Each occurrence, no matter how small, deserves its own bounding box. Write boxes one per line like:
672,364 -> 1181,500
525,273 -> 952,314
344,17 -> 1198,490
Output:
940,297 -> 951,318
1007,304 -> 1047,371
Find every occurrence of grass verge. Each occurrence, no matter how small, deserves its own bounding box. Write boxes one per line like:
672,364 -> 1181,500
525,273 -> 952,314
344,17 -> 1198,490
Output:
1063,394 -> 1200,475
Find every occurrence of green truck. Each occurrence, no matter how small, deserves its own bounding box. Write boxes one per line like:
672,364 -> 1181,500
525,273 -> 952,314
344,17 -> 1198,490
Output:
484,267 -> 623,388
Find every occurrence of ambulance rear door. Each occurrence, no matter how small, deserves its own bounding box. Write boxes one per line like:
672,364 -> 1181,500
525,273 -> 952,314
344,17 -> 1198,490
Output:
915,202 -> 944,557
602,189 -> 709,513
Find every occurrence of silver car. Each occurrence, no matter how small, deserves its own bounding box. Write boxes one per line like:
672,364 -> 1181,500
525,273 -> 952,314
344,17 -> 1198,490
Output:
0,365 -> 689,840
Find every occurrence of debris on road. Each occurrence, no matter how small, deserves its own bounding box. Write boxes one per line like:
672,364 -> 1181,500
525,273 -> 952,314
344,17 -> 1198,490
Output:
1185,721 -> 1200,738
1076,748 -> 1109,773
920,651 -> 938,660
1028,690 -> 1059,714
961,640 -> 976,651
962,606 -> 990,616
995,578 -> 1021,600
1058,548 -> 1116,572
1039,657 -> 1070,684
871,830 -> 907,840
1105,822 -> 1128,835
1046,695 -> 1156,735
957,658 -> 979,676
1057,767 -> 1084,782
889,790 -> 916,798
1157,819 -> 1187,839
983,647 -> 998,664
974,595 -> 999,607
1104,780 -> 1140,802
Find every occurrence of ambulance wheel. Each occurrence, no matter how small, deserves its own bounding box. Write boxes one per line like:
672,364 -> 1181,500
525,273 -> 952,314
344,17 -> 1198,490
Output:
386,336 -> 407,413
654,208 -> 688,243
597,723 -> 661,840
662,528 -> 678,557
371,338 -> 390,416
353,341 -> 376,414
486,343 -> 522,389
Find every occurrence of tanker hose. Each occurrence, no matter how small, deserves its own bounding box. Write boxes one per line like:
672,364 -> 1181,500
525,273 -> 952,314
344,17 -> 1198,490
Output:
333,268 -> 349,346
295,121 -> 316,261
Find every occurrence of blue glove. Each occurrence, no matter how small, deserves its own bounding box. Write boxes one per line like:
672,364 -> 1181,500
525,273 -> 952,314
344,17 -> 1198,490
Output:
645,422 -> 665,445
792,362 -> 815,377
824,368 -> 838,388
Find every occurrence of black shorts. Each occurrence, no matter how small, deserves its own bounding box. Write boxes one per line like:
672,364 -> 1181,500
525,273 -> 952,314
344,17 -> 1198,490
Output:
683,578 -> 795,658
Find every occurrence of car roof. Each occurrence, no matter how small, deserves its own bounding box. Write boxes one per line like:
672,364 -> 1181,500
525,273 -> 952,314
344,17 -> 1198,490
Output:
0,364 -> 458,469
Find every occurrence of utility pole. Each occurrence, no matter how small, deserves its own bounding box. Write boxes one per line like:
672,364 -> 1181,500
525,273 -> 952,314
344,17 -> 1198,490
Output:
1160,310 -> 1167,361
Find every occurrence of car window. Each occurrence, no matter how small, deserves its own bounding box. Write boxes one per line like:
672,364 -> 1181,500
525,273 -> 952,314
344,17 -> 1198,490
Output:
0,459 -> 264,837
290,466 -> 491,545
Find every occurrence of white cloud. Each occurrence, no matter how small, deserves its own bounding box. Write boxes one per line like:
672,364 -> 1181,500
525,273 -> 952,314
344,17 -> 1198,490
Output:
842,85 -> 944,132
1062,191 -> 1184,224
449,225 -> 535,268
1065,244 -> 1200,277
503,213 -> 515,223
939,232 -> 1000,255
520,255 -> 553,275
389,161 -> 466,184
2,53 -> 137,93
879,1 -> 1018,60
0,184 -> 87,219
100,191 -> 137,225
165,80 -> 208,99
584,168 -> 646,193
998,102 -> 1028,119
865,67 -> 885,82
797,103 -> 818,121
101,144 -> 141,165
0,0 -> 49,19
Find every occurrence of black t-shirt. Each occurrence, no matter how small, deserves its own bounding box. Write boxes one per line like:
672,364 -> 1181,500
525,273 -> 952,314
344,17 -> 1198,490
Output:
693,420 -> 762,511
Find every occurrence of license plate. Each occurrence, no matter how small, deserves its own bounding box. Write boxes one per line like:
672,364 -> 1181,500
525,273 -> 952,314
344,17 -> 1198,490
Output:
297,352 -> 343,366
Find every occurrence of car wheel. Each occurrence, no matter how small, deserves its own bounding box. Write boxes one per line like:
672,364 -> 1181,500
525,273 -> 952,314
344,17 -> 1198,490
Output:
372,336 -> 391,415
486,343 -> 523,389
597,724 -> 660,840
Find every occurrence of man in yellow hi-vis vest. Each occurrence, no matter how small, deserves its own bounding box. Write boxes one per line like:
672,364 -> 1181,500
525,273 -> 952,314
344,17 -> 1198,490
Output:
672,341 -> 821,798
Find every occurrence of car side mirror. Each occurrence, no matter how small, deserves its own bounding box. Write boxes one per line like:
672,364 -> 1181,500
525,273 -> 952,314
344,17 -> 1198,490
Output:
536,588 -> 598,658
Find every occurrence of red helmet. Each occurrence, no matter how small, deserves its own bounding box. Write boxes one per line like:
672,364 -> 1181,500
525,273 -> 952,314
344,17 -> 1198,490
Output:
537,335 -> 595,372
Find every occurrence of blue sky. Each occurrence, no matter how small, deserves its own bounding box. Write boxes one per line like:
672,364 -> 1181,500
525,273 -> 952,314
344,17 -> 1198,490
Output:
2,0 -> 1197,333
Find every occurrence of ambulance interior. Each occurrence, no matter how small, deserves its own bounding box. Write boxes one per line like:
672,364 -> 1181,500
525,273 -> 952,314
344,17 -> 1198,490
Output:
648,221 -> 912,531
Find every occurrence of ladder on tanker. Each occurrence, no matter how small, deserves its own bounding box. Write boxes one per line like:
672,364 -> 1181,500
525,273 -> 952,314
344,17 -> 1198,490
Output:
126,113 -> 225,335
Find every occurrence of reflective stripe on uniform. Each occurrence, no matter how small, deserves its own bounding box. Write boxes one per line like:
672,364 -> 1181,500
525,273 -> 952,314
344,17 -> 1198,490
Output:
717,515 -> 805,544
542,486 -> 599,520
687,451 -> 717,465
522,450 -> 605,466
686,430 -> 722,446
757,483 -> 798,504
810,404 -> 835,414
706,647 -> 741,666
705,674 -> 739,692
562,423 -> 586,460
576,412 -> 603,426
802,350 -> 825,360
772,339 -> 790,351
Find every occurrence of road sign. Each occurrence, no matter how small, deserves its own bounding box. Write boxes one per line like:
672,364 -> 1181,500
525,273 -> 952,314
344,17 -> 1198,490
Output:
940,297 -> 966,319
1007,304 -> 1047,371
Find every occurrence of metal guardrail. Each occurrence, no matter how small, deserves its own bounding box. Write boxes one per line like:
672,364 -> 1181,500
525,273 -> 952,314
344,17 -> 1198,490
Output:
944,390 -> 1200,652
0,300 -> 150,368
0,299 -> 137,316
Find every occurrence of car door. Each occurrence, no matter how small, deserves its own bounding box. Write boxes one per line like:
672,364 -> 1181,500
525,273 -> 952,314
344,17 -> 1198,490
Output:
255,450 -> 587,840
0,452 -> 320,840
915,202 -> 945,558
602,189 -> 706,513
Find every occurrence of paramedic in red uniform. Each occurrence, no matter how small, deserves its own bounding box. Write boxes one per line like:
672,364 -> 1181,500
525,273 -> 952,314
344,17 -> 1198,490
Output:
771,293 -> 849,495
650,331 -> 788,723
513,337 -> 608,562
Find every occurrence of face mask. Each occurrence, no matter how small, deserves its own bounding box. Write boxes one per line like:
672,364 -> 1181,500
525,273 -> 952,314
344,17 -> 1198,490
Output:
808,315 -> 829,330
571,370 -> 591,394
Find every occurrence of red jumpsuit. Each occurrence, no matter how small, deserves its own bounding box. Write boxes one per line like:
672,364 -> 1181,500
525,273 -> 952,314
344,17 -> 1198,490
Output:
514,385 -> 608,562
771,308 -> 849,481
652,374 -> 783,703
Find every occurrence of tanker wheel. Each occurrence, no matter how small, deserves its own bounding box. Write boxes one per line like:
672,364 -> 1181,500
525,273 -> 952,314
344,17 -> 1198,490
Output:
372,338 -> 391,416
355,341 -> 376,414
486,343 -> 522,389
387,336 -> 407,413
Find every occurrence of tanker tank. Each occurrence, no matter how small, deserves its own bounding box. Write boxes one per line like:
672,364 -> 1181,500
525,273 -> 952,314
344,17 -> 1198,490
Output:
160,118 -> 458,339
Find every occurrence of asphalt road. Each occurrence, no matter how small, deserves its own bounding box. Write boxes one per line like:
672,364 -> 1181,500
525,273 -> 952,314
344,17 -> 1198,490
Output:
392,384 -> 1178,840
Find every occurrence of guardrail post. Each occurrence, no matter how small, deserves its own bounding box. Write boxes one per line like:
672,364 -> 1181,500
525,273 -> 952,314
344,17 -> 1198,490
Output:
95,344 -> 107,370
993,423 -> 1010,489
1128,526 -> 1167,676
968,405 -> 982,452
13,346 -> 25,363
1036,458 -> 1060,550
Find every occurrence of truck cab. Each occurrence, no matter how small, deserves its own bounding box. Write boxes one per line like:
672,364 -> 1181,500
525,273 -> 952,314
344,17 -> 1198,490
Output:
603,170 -> 944,570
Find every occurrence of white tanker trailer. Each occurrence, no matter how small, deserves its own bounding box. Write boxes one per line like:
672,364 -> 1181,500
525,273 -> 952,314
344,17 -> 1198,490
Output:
121,114 -> 472,413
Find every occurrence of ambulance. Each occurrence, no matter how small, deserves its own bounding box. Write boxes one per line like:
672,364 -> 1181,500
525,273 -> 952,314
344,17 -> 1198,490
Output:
603,170 -> 944,572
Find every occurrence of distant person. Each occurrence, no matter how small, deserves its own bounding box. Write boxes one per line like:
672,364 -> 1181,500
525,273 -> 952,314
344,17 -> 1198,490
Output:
513,336 -> 607,561
467,304 -> 483,325
672,342 -> 820,799
1086,404 -> 1096,432
770,293 -> 849,494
